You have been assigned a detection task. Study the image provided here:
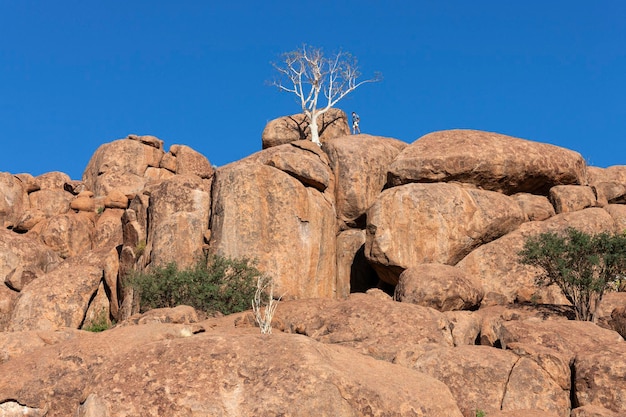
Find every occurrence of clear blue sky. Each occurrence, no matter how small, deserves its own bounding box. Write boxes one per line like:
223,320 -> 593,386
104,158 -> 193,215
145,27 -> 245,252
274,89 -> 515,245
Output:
2,1 -> 625,180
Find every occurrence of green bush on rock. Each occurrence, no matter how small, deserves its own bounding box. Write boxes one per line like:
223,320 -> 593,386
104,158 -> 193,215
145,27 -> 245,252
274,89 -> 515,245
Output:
519,227 -> 626,321
128,255 -> 263,315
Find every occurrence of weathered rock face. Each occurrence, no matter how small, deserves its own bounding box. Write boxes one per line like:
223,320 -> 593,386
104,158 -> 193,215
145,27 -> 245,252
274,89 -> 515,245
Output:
208,144 -> 337,299
276,293 -> 454,362
0,325 -> 464,417
323,134 -> 407,228
38,212 -> 95,259
82,136 -> 165,197
366,182 -> 524,284
166,144 -> 214,179
146,175 -> 211,269
574,342 -> 626,413
0,172 -> 26,229
511,192 -> 556,221
8,248 -> 116,331
395,263 -> 483,311
549,185 -> 597,213
456,208 -> 617,305
388,130 -> 587,194
262,108 -> 350,148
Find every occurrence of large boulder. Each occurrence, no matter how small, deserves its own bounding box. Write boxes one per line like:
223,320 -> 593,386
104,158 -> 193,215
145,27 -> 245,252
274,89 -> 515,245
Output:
0,229 -> 62,292
8,248 -> 117,331
276,293 -> 454,362
549,185 -> 597,214
0,325 -> 464,417
82,136 -> 165,197
411,345 -> 569,417
388,130 -> 587,194
146,175 -> 211,269
574,342 -> 626,413
323,134 -> 407,228
165,144 -> 214,179
38,212 -> 95,259
366,182 -> 524,284
395,263 -> 483,311
0,172 -> 27,229
262,108 -> 350,148
456,208 -> 617,305
208,144 -> 337,299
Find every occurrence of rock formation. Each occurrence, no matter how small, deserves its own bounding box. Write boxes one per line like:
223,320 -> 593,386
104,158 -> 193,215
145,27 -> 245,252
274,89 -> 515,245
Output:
0,121 -> 625,415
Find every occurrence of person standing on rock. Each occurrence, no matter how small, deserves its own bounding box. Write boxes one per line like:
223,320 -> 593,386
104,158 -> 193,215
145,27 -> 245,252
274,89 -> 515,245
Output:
352,112 -> 361,135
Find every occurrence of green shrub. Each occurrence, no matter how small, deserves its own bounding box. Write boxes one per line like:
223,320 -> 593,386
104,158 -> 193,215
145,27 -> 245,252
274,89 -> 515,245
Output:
128,255 -> 262,315
519,228 -> 626,321
475,410 -> 486,417
83,308 -> 112,332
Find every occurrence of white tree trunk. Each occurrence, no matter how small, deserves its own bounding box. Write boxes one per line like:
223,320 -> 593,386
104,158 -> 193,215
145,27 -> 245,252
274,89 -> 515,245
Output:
309,113 -> 321,145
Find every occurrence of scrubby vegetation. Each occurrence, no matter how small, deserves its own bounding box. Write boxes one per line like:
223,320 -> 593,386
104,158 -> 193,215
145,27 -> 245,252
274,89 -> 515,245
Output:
128,255 -> 263,315
519,228 -> 626,321
83,308 -> 112,332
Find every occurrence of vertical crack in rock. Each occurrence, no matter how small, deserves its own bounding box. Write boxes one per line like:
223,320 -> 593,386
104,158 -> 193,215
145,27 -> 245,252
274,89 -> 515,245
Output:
500,356 -> 521,411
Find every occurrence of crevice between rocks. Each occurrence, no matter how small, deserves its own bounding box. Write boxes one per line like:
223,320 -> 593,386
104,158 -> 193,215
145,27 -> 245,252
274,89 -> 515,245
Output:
500,356 -> 520,411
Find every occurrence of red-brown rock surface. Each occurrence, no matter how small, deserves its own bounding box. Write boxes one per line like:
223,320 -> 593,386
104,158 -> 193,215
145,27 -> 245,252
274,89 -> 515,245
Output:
388,129 -> 587,194
262,108 -> 350,148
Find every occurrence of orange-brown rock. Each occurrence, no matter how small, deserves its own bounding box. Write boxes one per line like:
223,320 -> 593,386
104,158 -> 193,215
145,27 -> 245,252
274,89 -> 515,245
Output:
323,134 -> 407,228
571,405 -> 621,417
262,108 -> 350,148
575,342 -> 626,413
512,192 -> 556,221
592,182 -> 626,206
36,171 -> 71,189
388,130 -> 587,194
39,212 -> 94,259
395,263 -> 483,311
587,165 -> 626,185
366,182 -> 524,284
103,189 -> 128,209
603,203 -> 626,232
28,188 -> 72,217
168,144 -> 214,179
0,325 -> 464,417
276,293 -> 454,361
0,172 -> 26,229
14,172 -> 40,193
209,152 -> 336,299
336,229 -> 379,297
549,185 -> 597,213
0,229 -> 62,292
146,175 -> 211,268
70,190 -> 95,212
456,208 -> 617,305
8,248 -> 115,331
82,137 -> 165,197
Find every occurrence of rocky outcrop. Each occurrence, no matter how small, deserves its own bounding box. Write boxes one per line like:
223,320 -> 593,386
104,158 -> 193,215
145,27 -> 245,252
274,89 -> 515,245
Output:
0,324 -> 464,417
262,108 -> 350,148
366,182 -> 524,284
323,134 -> 407,228
388,130 -> 587,194
395,263 -> 483,311
208,142 -> 337,299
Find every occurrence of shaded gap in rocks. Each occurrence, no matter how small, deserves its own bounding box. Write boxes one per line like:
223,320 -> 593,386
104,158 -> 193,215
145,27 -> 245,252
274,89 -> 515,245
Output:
349,244 -> 380,293
78,277 -> 105,329
570,359 -> 579,409
473,332 -> 482,346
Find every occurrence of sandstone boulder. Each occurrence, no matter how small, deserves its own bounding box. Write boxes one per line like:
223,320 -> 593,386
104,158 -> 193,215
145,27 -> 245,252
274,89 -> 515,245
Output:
592,182 -> 626,206
0,325 -> 464,417
167,144 -> 214,179
8,248 -> 115,331
456,208 -> 617,305
146,175 -> 211,269
0,229 -> 62,292
603,204 -> 626,233
323,134 -> 407,228
511,193 -> 556,221
276,293 -> 454,362
209,157 -> 336,299
82,137 -> 164,197
575,342 -> 626,414
0,172 -> 26,228
262,108 -> 350,148
38,212 -> 94,259
366,182 -> 524,284
36,171 -> 71,189
587,165 -> 626,185
70,190 -> 95,212
549,185 -> 597,213
395,263 -> 483,311
388,130 -> 587,194
28,188 -> 72,217
571,405 -> 621,417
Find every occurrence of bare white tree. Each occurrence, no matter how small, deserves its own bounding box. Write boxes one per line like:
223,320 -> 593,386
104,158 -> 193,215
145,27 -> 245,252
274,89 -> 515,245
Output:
271,45 -> 381,145
252,275 -> 281,335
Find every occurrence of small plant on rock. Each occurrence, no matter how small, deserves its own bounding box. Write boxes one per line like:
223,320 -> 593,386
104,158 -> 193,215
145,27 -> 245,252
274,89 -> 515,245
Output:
83,308 -> 112,332
128,254 -> 261,315
252,275 -> 282,335
519,228 -> 626,321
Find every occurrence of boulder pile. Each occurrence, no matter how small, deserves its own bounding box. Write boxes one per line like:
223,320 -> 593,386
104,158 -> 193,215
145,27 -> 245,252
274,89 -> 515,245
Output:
1,120 -> 625,416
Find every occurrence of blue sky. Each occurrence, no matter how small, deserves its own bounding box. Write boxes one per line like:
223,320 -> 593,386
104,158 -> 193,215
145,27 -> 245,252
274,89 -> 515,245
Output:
1,1 -> 625,180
